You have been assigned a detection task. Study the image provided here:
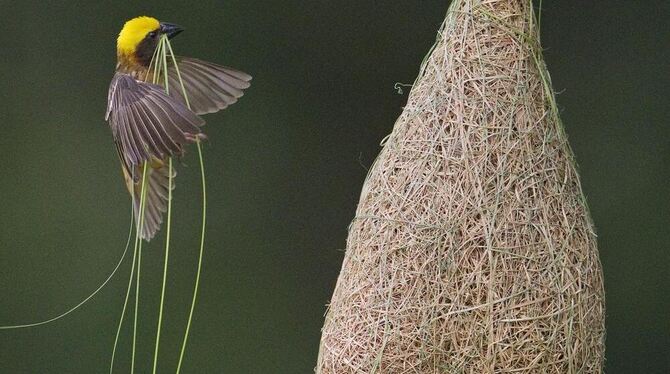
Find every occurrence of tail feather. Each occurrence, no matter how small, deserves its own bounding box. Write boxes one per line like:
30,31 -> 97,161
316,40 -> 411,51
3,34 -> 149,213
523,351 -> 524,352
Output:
123,163 -> 176,241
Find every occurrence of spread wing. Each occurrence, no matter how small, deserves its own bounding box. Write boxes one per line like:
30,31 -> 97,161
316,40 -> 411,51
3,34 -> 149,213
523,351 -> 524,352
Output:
107,73 -> 203,240
106,72 -> 205,177
165,57 -> 252,115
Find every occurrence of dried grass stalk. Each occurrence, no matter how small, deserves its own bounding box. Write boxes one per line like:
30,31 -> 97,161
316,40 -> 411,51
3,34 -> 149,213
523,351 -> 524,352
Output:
316,1 -> 605,372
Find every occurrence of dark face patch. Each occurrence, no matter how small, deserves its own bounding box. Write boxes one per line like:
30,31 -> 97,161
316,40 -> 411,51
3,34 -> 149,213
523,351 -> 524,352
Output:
134,28 -> 161,67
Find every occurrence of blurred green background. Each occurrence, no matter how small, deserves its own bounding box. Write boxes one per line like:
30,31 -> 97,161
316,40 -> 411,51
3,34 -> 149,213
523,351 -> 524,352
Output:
0,1 -> 667,373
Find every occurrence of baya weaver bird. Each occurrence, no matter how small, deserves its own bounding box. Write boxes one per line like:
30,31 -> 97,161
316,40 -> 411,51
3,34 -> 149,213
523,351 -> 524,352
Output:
107,16 -> 251,240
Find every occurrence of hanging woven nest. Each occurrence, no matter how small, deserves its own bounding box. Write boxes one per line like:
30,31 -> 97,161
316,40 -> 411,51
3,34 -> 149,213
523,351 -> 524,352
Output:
316,1 -> 605,373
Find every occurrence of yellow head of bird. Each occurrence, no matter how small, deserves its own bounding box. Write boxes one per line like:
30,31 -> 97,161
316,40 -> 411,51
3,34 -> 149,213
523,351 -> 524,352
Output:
117,16 -> 160,56
116,16 -> 184,55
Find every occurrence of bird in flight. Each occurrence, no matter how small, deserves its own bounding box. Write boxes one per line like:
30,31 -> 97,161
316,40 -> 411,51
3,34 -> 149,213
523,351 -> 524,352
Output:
106,16 -> 251,240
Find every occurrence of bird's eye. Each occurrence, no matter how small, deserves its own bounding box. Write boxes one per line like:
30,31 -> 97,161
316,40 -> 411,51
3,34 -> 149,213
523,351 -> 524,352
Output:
148,31 -> 157,38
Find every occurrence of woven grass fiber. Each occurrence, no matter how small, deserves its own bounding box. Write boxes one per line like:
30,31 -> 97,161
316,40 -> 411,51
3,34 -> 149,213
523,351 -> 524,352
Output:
316,1 -> 605,373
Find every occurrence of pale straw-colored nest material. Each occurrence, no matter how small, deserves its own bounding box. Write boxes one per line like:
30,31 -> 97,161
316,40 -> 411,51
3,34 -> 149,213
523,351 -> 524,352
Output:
316,0 -> 605,373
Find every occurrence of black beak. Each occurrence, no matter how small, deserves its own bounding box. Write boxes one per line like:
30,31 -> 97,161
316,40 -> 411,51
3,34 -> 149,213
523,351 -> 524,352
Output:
160,22 -> 183,39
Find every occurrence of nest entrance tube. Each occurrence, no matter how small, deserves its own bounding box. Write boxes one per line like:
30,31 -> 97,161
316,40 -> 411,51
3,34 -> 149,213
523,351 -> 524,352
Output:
316,1 -> 605,373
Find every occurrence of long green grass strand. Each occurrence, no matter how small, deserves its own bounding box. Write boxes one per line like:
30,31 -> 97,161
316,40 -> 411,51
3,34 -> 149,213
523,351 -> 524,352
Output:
165,40 -> 190,108
109,218 -> 139,374
164,38 -> 207,374
131,164 -> 149,374
0,212 -> 134,331
151,157 -> 172,374
110,162 -> 149,374
177,140 -> 206,374
176,140 -> 207,373
151,36 -> 174,374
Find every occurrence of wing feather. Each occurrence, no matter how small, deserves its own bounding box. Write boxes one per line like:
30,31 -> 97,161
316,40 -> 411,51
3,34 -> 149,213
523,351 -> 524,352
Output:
165,57 -> 252,115
107,72 -> 201,240
106,72 -> 205,175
